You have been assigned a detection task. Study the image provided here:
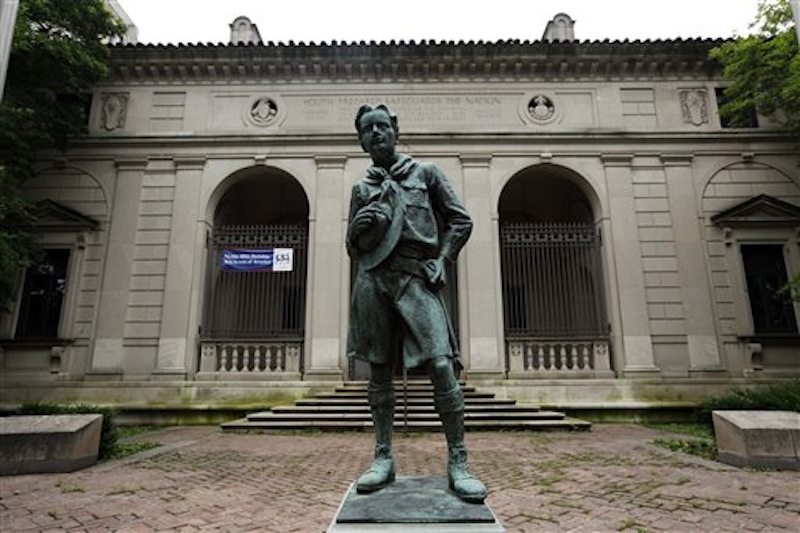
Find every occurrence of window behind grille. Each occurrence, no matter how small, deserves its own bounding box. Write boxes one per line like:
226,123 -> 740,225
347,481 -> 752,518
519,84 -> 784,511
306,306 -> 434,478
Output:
741,244 -> 797,334
15,249 -> 70,338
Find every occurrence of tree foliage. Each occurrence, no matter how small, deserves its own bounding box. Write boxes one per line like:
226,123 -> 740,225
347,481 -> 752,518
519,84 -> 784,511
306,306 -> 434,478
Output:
710,0 -> 800,139
0,0 -> 123,309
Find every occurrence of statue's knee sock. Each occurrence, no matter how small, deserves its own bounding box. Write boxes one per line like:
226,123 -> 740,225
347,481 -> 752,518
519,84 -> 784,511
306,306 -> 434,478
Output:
434,382 -> 487,503
357,381 -> 396,493
368,381 -> 396,454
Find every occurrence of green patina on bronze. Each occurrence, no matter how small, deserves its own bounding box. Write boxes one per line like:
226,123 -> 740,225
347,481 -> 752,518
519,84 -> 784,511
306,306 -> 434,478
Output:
346,104 -> 487,504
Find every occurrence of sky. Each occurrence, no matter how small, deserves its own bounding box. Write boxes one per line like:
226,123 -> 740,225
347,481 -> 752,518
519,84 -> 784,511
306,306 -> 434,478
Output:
116,0 -> 762,45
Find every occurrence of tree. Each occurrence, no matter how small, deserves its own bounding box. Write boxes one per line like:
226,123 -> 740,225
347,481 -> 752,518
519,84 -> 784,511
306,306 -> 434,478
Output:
710,0 -> 800,139
0,0 -> 124,309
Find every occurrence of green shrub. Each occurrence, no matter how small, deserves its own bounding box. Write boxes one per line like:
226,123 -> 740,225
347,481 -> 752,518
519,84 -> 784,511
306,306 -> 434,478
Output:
17,403 -> 118,460
699,380 -> 800,424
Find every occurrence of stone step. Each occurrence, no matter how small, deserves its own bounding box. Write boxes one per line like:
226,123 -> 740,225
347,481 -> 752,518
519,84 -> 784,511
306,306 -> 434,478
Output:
220,382 -> 592,432
314,391 -> 496,400
294,397 -> 517,407
247,410 -> 565,422
270,404 -> 542,414
221,417 -> 591,431
335,382 -> 478,392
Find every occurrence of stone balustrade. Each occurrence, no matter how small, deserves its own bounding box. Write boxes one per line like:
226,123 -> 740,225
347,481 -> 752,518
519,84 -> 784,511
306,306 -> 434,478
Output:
198,340 -> 302,380
507,339 -> 613,378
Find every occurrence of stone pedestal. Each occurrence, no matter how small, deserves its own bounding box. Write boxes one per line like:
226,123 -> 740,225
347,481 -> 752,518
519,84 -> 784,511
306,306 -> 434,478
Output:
713,410 -> 800,470
0,414 -> 103,475
327,476 -> 504,532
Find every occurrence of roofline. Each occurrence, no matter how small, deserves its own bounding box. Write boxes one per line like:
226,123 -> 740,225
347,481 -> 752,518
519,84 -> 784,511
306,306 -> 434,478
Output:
107,38 -> 729,84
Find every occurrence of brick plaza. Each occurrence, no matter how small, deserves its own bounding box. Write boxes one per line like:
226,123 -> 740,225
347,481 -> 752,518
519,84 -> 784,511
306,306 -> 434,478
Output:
1,424 -> 798,532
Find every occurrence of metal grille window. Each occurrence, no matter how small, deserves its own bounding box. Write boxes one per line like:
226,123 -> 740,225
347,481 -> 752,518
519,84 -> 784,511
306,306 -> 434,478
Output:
15,249 -> 70,338
500,222 -> 607,338
203,225 -> 308,340
741,244 -> 797,334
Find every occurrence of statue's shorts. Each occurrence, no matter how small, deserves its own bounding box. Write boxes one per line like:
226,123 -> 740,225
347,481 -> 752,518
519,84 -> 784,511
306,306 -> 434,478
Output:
347,259 -> 458,370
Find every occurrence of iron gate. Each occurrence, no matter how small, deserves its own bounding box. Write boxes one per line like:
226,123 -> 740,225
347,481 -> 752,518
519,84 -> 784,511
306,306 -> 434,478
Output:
500,222 -> 607,339
202,224 -> 308,341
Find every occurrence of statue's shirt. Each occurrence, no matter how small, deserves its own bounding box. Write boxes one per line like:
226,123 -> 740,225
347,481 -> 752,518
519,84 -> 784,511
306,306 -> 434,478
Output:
346,155 -> 473,368
347,155 -> 472,264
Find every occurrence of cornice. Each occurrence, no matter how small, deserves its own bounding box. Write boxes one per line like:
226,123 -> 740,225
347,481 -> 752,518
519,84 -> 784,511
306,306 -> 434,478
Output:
108,38 -> 727,84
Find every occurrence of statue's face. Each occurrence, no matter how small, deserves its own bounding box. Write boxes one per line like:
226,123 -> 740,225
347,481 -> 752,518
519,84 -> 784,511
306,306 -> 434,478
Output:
358,109 -> 396,164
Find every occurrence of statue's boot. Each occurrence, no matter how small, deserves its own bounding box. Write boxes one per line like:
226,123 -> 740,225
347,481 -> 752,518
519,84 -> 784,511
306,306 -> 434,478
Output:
356,384 -> 395,493
436,386 -> 487,503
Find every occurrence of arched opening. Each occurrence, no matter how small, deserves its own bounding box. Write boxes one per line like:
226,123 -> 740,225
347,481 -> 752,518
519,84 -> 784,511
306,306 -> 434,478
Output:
201,167 -> 309,377
498,164 -> 610,375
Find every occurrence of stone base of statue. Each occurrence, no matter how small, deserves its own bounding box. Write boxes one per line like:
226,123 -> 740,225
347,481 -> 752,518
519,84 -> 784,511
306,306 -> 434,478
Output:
327,476 -> 505,532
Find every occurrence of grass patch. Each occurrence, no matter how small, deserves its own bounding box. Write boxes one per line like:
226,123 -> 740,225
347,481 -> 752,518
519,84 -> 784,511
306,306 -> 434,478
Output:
651,436 -> 717,461
646,422 -> 717,461
55,478 -> 85,493
644,422 -> 714,440
117,425 -> 161,440
618,518 -> 648,532
108,440 -> 160,460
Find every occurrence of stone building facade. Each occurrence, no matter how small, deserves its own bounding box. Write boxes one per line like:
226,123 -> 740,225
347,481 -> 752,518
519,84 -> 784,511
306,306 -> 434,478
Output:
1,15 -> 798,410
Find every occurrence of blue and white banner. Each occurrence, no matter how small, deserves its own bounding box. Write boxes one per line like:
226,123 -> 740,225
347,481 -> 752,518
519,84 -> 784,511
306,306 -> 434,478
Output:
221,248 -> 293,272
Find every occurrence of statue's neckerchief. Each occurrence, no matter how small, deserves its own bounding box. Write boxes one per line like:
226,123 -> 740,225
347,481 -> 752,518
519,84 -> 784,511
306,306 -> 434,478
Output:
358,155 -> 416,271
364,154 -> 417,185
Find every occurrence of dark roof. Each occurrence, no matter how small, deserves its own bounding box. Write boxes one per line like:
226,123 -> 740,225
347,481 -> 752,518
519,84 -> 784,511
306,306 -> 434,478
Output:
108,38 -> 727,83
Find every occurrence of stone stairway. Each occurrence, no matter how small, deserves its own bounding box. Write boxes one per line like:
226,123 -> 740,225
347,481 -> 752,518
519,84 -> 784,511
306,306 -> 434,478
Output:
221,381 -> 591,431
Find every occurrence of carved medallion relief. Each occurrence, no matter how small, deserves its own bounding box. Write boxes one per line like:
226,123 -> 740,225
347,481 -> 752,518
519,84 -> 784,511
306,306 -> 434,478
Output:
249,96 -> 279,126
100,93 -> 129,131
680,89 -> 708,126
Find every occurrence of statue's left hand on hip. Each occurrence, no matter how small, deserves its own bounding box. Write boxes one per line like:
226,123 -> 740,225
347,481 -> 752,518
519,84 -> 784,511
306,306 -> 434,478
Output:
423,257 -> 447,292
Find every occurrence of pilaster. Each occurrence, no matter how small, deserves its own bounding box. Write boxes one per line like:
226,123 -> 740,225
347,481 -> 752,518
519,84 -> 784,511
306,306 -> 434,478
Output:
154,157 -> 207,379
661,154 -> 724,373
90,158 -> 147,376
304,155 -> 348,380
602,154 -> 659,376
460,155 -> 505,379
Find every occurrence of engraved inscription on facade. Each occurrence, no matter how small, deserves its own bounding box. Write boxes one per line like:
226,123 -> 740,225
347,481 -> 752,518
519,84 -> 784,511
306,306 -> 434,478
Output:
298,94 -> 505,127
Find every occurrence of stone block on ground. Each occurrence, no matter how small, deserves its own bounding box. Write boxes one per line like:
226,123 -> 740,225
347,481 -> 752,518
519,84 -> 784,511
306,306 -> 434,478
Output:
712,410 -> 800,470
0,414 -> 103,475
328,476 -> 504,532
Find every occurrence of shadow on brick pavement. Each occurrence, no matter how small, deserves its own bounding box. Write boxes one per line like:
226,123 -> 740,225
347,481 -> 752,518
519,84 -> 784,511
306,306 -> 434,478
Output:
1,424 -> 798,532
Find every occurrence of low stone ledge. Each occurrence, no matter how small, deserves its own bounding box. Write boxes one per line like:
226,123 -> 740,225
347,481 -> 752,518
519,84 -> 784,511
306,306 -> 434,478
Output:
0,414 -> 103,475
712,410 -> 800,471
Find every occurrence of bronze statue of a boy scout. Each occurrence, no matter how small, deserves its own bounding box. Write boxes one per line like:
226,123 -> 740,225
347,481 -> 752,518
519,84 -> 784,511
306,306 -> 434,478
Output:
346,104 -> 487,503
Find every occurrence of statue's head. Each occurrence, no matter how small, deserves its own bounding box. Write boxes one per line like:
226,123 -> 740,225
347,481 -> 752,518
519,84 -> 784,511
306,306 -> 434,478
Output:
355,104 -> 399,165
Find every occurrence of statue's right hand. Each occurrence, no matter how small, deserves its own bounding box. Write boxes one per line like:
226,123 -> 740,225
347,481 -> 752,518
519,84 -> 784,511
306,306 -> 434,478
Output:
348,203 -> 391,252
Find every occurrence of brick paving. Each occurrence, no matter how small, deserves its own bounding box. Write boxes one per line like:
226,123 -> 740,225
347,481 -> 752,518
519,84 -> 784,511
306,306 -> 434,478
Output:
1,424 -> 798,532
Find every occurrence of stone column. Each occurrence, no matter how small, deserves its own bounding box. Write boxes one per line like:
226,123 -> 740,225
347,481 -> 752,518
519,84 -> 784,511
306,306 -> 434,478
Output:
460,155 -> 505,379
304,155 -> 347,380
661,154 -> 723,373
154,157 -> 206,379
0,0 -> 19,102
90,159 -> 146,376
602,154 -> 659,375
